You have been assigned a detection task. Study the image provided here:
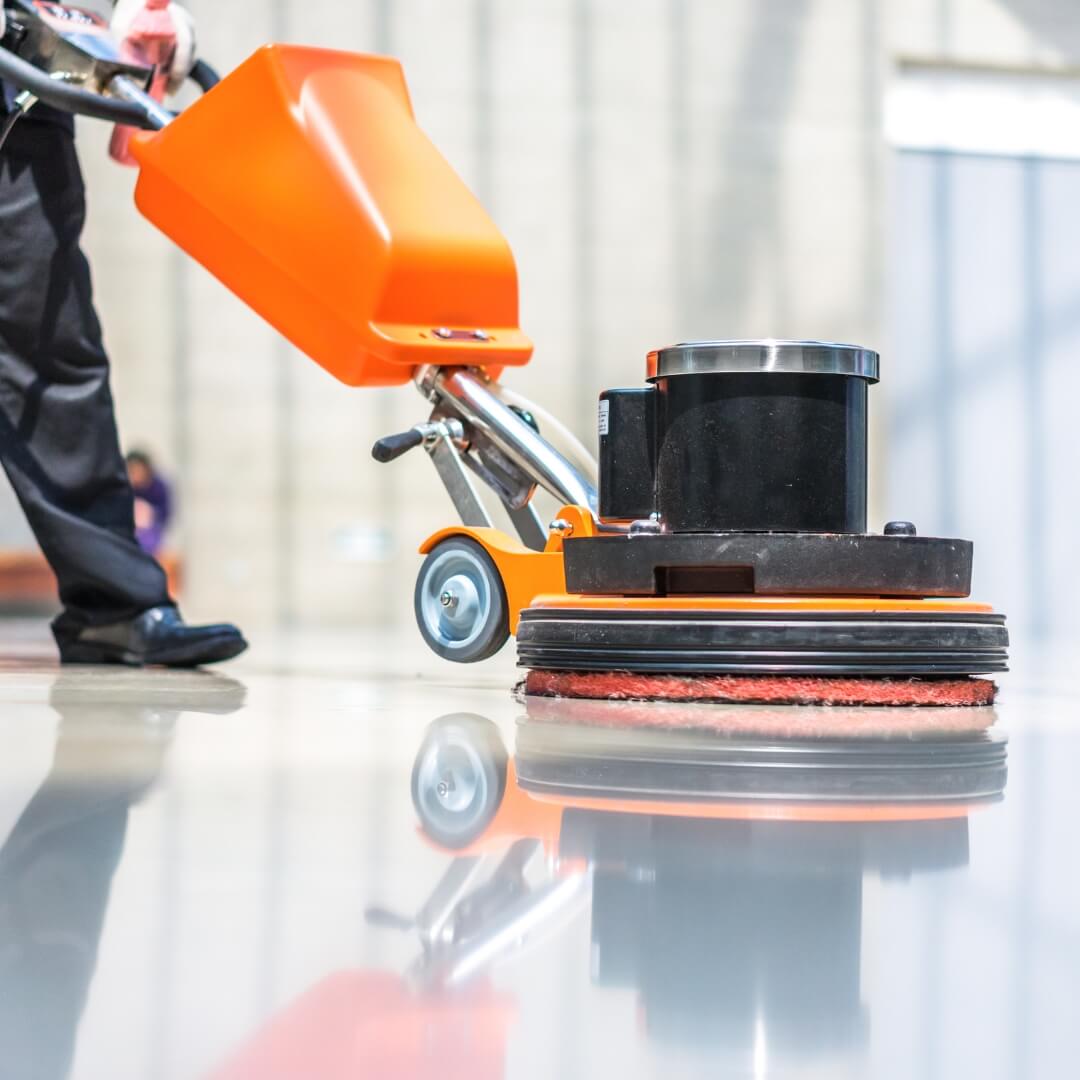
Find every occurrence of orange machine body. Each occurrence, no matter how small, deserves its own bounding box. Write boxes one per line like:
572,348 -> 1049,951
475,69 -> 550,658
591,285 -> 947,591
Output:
131,45 -> 532,387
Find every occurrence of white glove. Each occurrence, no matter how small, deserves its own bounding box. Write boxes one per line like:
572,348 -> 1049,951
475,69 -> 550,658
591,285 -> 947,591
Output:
111,1 -> 197,96
0,9 -> 7,42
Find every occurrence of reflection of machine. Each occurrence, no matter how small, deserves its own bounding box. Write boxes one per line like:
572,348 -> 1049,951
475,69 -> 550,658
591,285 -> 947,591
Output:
208,708 -> 1006,1076
208,972 -> 515,1080
0,11 -> 1006,700
410,707 -> 1005,852
403,708 -> 1007,1066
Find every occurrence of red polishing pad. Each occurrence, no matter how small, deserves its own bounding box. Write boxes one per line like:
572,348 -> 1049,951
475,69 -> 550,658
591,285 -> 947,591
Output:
523,670 -> 997,708
522,692 -> 998,739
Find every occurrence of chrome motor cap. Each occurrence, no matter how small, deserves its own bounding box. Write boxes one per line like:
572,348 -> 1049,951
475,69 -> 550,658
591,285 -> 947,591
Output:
646,339 -> 880,382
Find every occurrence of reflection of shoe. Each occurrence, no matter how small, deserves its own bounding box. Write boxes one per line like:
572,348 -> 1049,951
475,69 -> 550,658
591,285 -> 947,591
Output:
42,672 -> 248,801
55,605 -> 248,668
48,670 -> 248,716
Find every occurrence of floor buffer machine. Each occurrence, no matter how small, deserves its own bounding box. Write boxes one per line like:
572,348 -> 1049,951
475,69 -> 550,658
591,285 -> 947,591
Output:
0,6 -> 1008,706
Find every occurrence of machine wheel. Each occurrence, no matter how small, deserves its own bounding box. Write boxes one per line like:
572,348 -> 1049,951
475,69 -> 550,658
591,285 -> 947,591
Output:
411,714 -> 509,849
414,537 -> 510,662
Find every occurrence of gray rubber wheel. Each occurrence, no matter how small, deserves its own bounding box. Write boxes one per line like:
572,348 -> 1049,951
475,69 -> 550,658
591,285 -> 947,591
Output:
411,714 -> 509,849
414,537 -> 510,663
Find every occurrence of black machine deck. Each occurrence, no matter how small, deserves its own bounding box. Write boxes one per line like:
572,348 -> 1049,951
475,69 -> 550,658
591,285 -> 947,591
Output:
562,532 -> 973,598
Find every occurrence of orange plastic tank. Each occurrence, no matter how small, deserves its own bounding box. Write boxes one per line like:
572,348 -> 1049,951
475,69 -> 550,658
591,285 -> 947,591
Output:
131,45 -> 532,386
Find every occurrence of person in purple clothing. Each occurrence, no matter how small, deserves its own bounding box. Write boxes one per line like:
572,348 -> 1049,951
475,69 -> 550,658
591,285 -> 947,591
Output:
125,449 -> 172,557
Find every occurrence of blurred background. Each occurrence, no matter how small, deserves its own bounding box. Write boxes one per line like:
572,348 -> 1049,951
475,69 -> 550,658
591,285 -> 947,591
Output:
1,0 -> 1077,644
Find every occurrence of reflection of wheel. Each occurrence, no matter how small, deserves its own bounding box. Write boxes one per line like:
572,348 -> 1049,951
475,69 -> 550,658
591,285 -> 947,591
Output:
411,714 -> 509,849
414,537 -> 510,663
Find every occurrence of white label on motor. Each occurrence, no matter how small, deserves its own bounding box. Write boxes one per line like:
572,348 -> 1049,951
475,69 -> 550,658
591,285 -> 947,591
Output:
598,399 -> 610,436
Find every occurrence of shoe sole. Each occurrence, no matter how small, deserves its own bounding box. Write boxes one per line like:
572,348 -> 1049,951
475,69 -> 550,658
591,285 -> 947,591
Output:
60,634 -> 249,669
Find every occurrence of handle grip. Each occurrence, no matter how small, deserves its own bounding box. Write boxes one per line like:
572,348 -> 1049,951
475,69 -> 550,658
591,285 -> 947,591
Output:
0,46 -> 219,132
372,427 -> 425,463
0,44 -> 159,127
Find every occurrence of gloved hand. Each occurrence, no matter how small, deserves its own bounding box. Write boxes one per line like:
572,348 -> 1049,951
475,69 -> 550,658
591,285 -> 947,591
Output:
0,9 -> 6,42
111,0 -> 196,95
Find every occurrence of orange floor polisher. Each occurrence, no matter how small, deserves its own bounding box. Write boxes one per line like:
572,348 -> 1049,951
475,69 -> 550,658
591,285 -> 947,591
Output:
0,14 -> 1008,704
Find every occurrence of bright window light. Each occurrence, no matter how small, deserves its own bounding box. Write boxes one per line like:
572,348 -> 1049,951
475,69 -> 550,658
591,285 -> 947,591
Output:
886,65 -> 1080,160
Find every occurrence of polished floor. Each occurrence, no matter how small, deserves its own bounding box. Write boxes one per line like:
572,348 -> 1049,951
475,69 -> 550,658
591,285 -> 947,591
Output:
0,620 -> 1077,1080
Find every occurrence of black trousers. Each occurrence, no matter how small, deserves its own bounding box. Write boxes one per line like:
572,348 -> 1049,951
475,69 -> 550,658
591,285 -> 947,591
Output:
0,118 -> 171,638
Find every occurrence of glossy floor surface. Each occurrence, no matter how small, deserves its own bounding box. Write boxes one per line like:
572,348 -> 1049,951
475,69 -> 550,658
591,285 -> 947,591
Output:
0,621 -> 1077,1080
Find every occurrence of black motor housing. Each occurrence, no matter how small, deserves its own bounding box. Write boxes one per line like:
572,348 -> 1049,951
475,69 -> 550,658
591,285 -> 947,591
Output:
598,387 -> 657,522
598,341 -> 879,533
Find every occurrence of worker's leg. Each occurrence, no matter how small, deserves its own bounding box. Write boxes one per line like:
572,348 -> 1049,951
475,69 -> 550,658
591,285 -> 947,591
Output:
0,119 -> 173,640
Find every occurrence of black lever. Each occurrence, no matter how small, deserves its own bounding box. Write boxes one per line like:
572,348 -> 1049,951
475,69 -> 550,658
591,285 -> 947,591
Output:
372,427 -> 425,463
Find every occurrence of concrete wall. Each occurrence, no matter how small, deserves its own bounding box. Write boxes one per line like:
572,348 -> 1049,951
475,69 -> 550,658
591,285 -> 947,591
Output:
2,0 -> 1077,632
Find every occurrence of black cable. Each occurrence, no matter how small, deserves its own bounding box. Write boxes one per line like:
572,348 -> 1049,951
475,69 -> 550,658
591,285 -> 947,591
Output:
188,59 -> 220,93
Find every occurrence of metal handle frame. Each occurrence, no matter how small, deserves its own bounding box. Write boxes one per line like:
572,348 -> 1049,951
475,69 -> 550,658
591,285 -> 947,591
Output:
412,366 -> 601,551
0,19 -> 220,133
404,843 -> 592,991
0,43 -> 164,126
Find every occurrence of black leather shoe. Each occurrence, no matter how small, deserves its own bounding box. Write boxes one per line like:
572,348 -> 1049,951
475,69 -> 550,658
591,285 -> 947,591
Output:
56,605 -> 248,668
